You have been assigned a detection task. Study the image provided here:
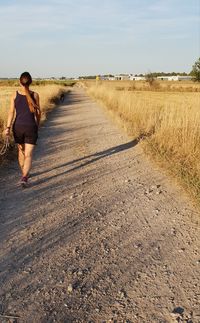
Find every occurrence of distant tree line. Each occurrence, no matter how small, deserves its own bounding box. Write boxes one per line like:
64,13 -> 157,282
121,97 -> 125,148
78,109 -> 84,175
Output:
78,74 -> 114,79
79,76 -> 96,79
79,72 -> 192,80
78,58 -> 200,81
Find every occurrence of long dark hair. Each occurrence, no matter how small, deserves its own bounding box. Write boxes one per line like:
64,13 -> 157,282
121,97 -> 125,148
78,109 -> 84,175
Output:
20,72 -> 37,113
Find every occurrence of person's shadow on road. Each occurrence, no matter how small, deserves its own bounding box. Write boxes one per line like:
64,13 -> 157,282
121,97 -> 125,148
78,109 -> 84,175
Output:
32,138 -> 140,185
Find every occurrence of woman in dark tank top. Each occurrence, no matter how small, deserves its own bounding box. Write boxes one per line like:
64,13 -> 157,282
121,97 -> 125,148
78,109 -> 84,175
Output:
5,72 -> 41,187
14,91 -> 38,126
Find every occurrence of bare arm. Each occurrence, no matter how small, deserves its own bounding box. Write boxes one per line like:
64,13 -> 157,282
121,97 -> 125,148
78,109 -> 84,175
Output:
33,92 -> 41,126
4,93 -> 15,136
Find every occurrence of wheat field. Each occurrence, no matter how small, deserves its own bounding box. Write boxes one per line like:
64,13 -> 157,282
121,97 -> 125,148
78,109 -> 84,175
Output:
86,81 -> 200,201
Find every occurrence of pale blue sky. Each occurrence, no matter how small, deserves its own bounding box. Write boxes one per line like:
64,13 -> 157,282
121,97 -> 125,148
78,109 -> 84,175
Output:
0,0 -> 199,77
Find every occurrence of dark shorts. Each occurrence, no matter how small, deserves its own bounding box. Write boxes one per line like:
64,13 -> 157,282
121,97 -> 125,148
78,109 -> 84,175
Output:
13,123 -> 38,145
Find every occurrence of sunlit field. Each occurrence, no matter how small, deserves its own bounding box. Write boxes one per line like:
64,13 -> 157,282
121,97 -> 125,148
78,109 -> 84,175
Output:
83,79 -> 200,92
0,82 -> 71,153
85,80 -> 200,202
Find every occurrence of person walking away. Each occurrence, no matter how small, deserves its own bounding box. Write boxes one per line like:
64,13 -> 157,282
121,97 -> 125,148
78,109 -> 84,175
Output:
5,72 -> 41,187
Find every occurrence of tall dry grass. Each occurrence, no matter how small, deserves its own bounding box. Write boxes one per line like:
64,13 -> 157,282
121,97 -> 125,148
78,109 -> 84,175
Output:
84,79 -> 200,92
86,81 -> 200,202
0,84 -> 67,130
0,84 -> 69,154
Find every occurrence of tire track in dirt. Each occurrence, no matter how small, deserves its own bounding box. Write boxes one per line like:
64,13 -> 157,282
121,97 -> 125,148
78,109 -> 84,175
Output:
0,88 -> 200,322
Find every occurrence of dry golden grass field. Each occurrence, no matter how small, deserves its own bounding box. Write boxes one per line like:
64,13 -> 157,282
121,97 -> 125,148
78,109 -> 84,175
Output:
0,83 -> 69,149
84,79 -> 200,92
85,80 -> 200,202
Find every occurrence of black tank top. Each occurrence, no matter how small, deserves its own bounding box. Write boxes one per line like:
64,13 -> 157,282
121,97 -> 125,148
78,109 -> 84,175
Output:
14,91 -> 37,126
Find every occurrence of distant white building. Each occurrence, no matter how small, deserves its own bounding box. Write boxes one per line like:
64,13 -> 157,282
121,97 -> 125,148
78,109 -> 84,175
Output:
130,76 -> 145,81
114,74 -> 130,80
171,75 -> 192,81
157,76 -> 172,81
110,74 -> 192,82
157,75 -> 192,81
99,76 -> 115,81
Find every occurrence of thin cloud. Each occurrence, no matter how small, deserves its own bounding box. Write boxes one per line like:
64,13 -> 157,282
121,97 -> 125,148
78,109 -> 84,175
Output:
0,0 -> 198,38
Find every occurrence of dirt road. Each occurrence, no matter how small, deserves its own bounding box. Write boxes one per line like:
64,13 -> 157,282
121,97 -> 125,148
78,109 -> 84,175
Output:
0,89 -> 199,323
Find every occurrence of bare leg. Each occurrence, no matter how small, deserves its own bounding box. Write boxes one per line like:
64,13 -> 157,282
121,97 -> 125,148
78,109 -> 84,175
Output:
23,144 -> 35,177
18,144 -> 25,172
